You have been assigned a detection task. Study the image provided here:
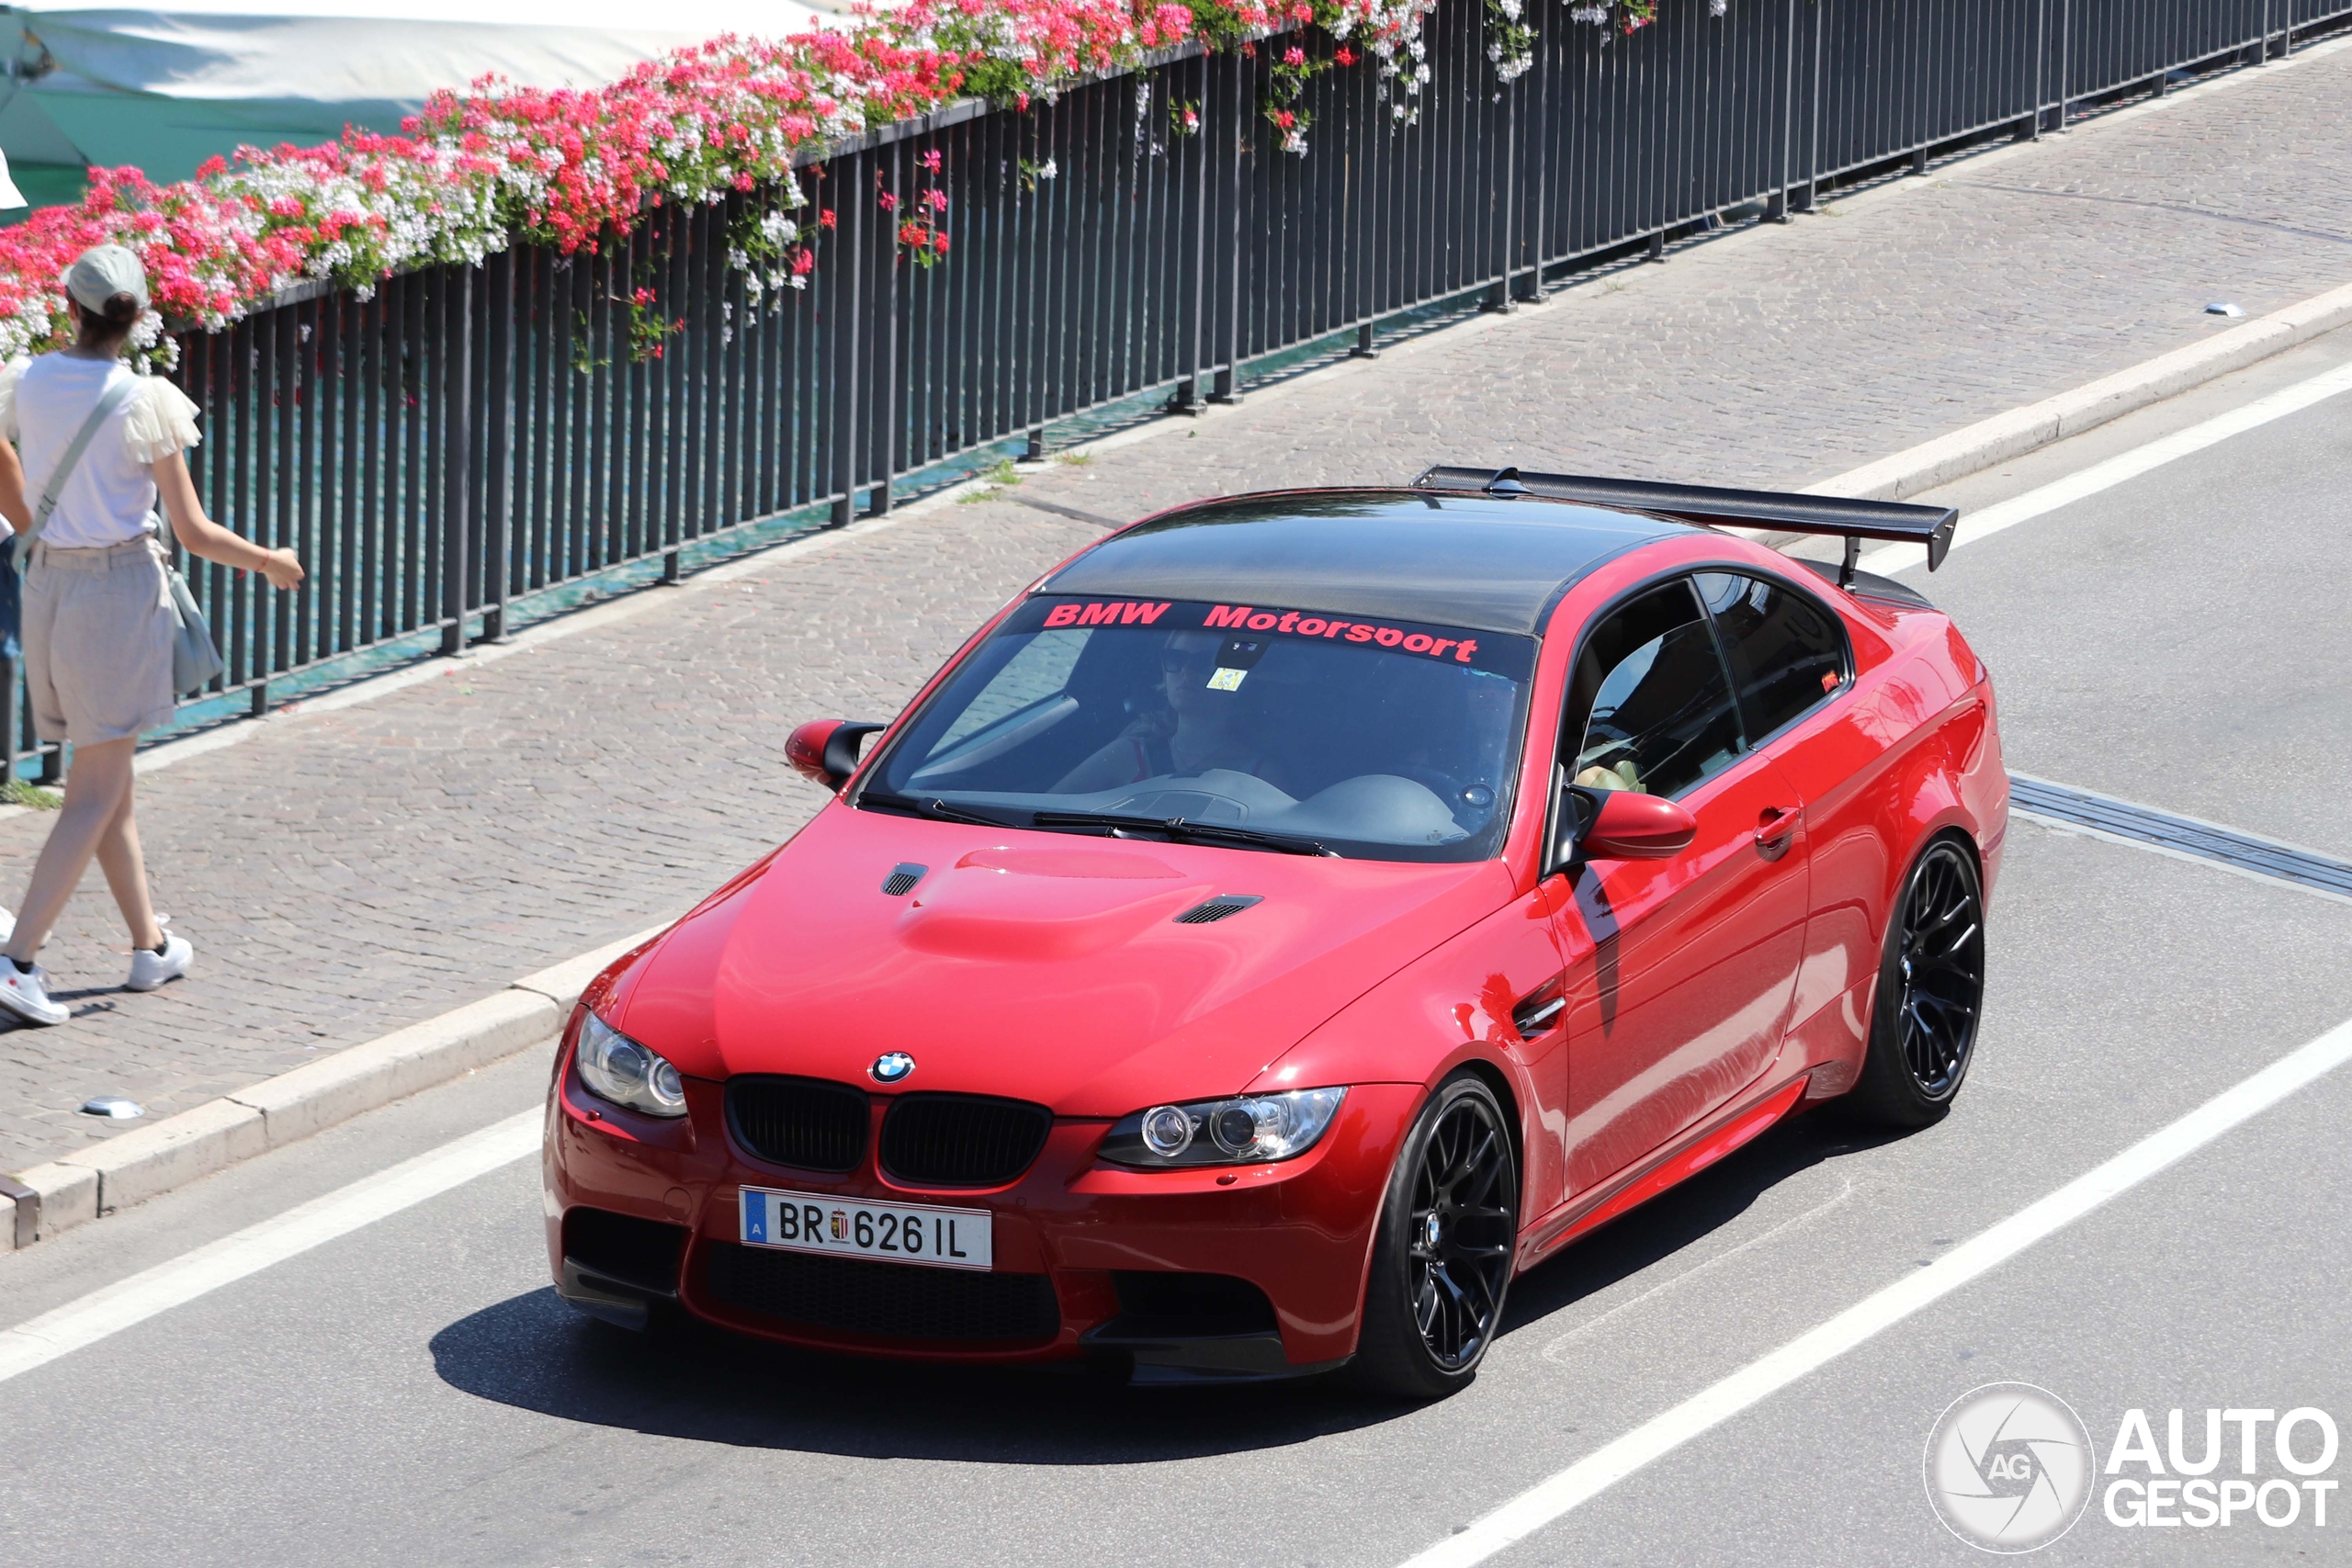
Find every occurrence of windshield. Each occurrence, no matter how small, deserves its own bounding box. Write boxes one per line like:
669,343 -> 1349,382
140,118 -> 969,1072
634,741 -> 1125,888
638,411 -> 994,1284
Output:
862,595 -> 1535,861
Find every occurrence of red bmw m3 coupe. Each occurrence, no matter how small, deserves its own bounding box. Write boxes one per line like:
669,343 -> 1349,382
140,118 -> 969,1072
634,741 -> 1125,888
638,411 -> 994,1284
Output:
543,468 -> 2007,1398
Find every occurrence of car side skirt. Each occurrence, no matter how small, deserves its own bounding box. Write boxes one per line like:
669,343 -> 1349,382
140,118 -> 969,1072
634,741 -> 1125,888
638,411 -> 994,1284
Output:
1515,1073 -> 1811,1270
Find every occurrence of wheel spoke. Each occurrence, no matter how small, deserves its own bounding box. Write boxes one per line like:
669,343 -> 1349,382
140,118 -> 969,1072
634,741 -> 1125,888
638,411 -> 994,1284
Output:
1402,1096 -> 1519,1371
1888,846 -> 1984,1098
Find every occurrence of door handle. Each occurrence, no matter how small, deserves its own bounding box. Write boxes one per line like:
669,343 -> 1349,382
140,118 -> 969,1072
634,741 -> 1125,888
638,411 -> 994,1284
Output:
1512,982 -> 1566,1039
1755,806 -> 1801,858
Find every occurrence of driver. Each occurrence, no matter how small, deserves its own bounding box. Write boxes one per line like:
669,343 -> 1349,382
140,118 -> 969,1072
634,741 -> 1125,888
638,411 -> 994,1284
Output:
1053,630 -> 1272,794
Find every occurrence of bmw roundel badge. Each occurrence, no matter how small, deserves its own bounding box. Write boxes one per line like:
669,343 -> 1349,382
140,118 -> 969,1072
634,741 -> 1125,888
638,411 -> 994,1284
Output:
870,1051 -> 916,1084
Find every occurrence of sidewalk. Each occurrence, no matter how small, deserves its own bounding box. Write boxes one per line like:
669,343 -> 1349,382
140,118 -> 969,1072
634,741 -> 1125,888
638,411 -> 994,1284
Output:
5,41 -> 2349,1178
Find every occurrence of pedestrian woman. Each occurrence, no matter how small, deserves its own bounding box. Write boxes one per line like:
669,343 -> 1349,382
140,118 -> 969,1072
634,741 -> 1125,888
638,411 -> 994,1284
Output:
0,244 -> 303,1026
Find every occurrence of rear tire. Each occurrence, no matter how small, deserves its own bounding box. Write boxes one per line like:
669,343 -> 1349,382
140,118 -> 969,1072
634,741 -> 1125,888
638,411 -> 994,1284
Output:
1351,1073 -> 1519,1401
1846,835 -> 1985,1128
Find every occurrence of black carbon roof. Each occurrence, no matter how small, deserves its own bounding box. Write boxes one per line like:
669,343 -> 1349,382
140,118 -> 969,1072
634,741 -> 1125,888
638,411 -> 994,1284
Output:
1038,490 -> 1690,635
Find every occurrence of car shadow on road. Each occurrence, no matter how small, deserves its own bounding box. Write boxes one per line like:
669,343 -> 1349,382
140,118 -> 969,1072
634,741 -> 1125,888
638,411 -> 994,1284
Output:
429,1285 -> 1404,1462
1497,1104 -> 1907,1339
429,1105 -> 1909,1461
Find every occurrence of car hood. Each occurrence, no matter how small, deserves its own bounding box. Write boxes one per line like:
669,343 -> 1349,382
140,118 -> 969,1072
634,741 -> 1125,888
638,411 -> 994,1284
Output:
609,803 -> 1512,1116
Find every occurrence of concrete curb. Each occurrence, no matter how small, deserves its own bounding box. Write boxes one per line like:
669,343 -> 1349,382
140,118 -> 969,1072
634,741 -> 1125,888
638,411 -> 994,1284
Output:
1804,279 -> 2352,502
2,923 -> 665,1248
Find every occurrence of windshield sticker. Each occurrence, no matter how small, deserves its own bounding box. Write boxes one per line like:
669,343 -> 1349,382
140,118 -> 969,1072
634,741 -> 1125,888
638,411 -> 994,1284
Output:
1014,595 -> 1533,682
1205,603 -> 1478,664
1042,599 -> 1172,628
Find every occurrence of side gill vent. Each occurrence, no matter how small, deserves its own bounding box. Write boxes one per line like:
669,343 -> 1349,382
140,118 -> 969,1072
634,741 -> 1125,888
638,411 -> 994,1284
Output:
881,863 -> 927,897
1172,895 -> 1263,925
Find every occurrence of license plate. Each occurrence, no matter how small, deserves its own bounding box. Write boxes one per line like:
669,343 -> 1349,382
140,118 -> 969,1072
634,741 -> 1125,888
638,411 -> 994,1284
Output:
738,1185 -> 993,1271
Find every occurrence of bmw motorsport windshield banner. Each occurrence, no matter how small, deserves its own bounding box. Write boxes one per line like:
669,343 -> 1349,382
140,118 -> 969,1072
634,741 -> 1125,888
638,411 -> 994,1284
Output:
1011,594 -> 1537,682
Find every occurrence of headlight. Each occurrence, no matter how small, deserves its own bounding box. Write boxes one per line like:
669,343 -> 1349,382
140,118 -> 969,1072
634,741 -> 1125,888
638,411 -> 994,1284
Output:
1099,1087 -> 1347,1168
574,1011 -> 689,1118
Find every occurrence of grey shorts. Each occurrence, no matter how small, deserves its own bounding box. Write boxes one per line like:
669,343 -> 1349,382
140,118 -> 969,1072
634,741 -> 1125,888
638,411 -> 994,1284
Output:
23,538 -> 176,746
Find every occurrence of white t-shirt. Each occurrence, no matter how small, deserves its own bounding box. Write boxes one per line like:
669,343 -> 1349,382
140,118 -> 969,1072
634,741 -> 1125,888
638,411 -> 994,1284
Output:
0,355 -> 203,549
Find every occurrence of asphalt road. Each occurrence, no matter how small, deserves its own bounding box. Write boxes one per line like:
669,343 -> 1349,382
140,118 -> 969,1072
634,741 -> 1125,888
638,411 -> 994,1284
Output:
4,332 -> 2351,1568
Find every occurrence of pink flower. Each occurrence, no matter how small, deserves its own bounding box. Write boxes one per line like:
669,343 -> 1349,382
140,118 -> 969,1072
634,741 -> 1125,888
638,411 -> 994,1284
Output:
1283,46 -> 1305,66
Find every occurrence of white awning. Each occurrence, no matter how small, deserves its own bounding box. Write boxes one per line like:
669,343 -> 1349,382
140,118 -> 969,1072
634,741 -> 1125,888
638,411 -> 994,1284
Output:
0,0 -> 859,185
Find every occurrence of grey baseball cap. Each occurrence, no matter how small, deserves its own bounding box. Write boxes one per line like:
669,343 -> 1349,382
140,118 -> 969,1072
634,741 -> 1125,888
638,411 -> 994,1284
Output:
61,244 -> 149,313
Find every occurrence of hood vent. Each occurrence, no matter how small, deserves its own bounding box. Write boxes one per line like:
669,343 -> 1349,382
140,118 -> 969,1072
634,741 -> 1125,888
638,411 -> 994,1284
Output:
1172,894 -> 1263,924
880,863 -> 928,897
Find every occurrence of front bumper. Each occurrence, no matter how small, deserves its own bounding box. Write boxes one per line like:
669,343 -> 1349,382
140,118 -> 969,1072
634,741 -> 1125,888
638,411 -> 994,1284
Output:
542,1026 -> 1420,1378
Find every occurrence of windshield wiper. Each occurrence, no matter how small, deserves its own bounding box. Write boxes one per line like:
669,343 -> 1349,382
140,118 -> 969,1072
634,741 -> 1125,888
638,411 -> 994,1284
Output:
1029,810 -> 1334,857
857,790 -> 1020,829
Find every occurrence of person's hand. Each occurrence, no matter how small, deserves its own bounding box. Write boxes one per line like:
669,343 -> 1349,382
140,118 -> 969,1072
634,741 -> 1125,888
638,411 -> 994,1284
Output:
259,547 -> 305,591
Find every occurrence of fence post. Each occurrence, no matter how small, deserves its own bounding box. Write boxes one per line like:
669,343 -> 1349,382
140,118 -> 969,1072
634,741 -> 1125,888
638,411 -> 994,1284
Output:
2057,0 -> 2072,130
1351,51 -> 1383,348
1487,73 -> 1518,312
871,141 -> 899,518
2023,0 -> 2046,139
2,652 -> 18,788
440,266 -> 473,659
483,249 -> 514,638
1517,26 -> 1552,296
831,154 -> 865,527
1770,0 -> 1796,217
1210,51 -> 1245,405
1795,0 -> 1822,211
1170,58 -> 1212,406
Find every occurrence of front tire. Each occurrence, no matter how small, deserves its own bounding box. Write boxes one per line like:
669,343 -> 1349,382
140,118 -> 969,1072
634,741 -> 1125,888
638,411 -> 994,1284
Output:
1351,1073 -> 1520,1400
1847,835 -> 1986,1127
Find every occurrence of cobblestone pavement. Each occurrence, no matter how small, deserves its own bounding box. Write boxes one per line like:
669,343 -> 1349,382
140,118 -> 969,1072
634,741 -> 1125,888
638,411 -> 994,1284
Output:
5,45 -> 2349,1173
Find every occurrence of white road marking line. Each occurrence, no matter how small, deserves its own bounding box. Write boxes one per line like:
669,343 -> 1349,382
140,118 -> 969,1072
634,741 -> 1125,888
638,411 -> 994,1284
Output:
1860,355 -> 2352,576
1538,1174 -> 1854,1363
0,1110 -> 539,1387
1399,1013 -> 2352,1568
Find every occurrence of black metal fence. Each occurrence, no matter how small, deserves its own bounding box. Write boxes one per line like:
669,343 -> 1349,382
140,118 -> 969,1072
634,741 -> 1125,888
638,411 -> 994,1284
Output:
12,0 -> 2346,773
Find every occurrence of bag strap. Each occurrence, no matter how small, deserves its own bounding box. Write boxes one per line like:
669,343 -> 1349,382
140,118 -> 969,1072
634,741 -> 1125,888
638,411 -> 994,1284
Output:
15,373 -> 142,575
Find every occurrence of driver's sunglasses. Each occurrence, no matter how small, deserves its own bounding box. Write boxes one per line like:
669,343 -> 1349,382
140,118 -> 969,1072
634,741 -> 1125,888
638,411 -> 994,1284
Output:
1159,649 -> 1216,674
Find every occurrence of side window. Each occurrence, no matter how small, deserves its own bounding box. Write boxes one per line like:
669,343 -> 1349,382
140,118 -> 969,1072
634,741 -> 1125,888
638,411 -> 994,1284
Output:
1696,572 -> 1850,743
1567,579 -> 1746,801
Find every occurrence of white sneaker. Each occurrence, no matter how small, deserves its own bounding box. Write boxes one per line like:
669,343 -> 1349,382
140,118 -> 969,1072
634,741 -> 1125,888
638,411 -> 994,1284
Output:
126,932 -> 192,992
0,907 -> 14,946
0,962 -> 69,1026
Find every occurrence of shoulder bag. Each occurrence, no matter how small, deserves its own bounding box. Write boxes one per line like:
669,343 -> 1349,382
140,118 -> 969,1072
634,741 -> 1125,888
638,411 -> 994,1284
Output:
14,373 -> 224,694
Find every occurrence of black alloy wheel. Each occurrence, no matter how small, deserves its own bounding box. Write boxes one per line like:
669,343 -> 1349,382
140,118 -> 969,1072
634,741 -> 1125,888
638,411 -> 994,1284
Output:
1353,1074 -> 1520,1400
1849,835 -> 1986,1127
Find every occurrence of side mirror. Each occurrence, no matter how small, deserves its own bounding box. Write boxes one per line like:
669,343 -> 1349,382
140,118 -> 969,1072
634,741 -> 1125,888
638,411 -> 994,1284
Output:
1579,789 -> 1698,862
786,719 -> 887,792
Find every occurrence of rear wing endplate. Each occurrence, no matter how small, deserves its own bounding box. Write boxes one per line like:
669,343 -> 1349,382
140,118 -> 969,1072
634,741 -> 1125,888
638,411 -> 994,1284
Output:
1412,466 -> 1959,586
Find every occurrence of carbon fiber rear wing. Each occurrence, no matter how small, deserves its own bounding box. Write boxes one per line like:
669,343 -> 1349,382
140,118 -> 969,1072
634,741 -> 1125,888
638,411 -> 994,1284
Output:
1412,466 -> 1959,587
